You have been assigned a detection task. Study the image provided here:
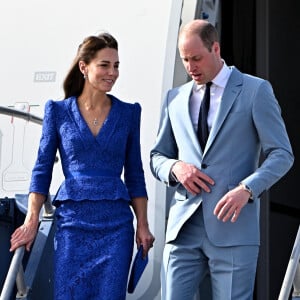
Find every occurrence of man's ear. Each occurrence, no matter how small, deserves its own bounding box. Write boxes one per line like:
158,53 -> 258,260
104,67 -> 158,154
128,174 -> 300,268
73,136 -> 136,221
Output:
212,42 -> 220,54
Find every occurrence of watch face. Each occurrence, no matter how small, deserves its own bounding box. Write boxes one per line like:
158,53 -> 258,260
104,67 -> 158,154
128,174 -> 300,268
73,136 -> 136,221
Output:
245,185 -> 253,199
240,183 -> 253,199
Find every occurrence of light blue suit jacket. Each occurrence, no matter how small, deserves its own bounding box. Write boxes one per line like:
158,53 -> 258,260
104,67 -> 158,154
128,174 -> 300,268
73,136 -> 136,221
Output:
150,67 -> 294,247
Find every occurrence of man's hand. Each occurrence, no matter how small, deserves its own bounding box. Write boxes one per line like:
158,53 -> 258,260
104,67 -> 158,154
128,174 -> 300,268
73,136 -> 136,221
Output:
171,161 -> 214,195
214,185 -> 251,222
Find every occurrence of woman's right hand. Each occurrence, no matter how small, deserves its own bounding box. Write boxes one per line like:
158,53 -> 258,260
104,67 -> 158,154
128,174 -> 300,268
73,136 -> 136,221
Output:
10,219 -> 39,252
10,192 -> 46,252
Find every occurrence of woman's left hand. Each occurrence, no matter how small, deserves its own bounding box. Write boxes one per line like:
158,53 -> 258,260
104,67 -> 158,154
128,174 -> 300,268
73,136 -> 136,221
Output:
135,223 -> 155,257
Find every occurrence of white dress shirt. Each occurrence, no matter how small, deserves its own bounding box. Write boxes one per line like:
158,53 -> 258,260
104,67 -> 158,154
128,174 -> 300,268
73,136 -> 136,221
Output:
189,61 -> 232,134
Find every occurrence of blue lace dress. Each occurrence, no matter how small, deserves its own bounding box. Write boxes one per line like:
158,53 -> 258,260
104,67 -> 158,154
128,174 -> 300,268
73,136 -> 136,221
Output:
29,95 -> 148,300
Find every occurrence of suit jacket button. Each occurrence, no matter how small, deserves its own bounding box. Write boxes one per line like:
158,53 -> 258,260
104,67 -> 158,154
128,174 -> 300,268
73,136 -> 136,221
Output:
202,163 -> 207,169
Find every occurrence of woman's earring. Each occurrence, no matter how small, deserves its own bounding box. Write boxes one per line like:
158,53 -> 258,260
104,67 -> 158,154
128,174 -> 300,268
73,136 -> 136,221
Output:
83,74 -> 87,79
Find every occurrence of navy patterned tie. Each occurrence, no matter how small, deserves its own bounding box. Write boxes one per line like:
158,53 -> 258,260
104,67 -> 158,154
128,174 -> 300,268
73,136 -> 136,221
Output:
197,82 -> 212,151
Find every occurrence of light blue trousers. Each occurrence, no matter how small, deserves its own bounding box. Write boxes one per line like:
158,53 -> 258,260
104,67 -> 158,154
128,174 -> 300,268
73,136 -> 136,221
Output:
161,206 -> 259,300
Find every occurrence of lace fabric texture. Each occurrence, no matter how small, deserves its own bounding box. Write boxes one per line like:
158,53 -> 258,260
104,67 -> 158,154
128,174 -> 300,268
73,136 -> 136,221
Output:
54,199 -> 134,300
29,95 -> 148,203
28,95 -> 148,299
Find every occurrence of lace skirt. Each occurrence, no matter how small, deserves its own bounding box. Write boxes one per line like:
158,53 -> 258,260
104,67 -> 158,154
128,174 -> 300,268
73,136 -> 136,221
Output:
53,199 -> 134,300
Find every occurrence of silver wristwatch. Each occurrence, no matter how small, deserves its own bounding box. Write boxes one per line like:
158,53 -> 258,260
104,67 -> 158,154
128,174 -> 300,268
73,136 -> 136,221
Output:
239,183 -> 253,200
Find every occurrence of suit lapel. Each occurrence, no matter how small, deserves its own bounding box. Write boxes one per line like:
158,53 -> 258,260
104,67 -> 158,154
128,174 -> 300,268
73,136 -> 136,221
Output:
205,68 -> 243,153
171,81 -> 203,153
181,82 -> 196,138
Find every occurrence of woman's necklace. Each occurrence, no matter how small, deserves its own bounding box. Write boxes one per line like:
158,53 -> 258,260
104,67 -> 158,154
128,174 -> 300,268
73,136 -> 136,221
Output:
93,118 -> 99,126
78,96 -> 110,128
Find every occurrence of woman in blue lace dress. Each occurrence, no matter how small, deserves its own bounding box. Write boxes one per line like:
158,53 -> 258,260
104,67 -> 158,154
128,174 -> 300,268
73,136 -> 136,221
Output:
10,32 -> 155,300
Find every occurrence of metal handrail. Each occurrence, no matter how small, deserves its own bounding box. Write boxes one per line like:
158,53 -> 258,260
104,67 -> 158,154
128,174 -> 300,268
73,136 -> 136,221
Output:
0,247 -> 26,300
43,195 -> 54,217
15,265 -> 28,299
293,262 -> 300,297
278,225 -> 300,300
0,106 -> 60,165
0,106 -> 43,125
0,107 -> 56,299
0,197 -> 55,300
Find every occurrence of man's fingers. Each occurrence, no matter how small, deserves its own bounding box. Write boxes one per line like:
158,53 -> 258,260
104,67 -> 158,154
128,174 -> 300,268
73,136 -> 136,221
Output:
214,200 -> 239,222
194,179 -> 211,193
196,171 -> 215,186
231,208 -> 241,223
213,199 -> 224,216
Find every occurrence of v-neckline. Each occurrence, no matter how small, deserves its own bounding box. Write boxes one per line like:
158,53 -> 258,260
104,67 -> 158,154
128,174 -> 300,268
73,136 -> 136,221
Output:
76,95 -> 114,138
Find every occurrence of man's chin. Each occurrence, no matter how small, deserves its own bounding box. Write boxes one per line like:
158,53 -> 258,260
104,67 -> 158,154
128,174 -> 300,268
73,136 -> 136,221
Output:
192,75 -> 203,85
193,79 -> 203,85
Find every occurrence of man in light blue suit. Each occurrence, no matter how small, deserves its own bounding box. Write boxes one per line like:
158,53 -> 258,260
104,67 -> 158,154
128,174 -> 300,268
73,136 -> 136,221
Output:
150,19 -> 294,300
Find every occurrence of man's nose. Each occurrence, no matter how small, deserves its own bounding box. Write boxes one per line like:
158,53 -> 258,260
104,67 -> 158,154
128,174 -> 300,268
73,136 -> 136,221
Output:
187,61 -> 197,73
